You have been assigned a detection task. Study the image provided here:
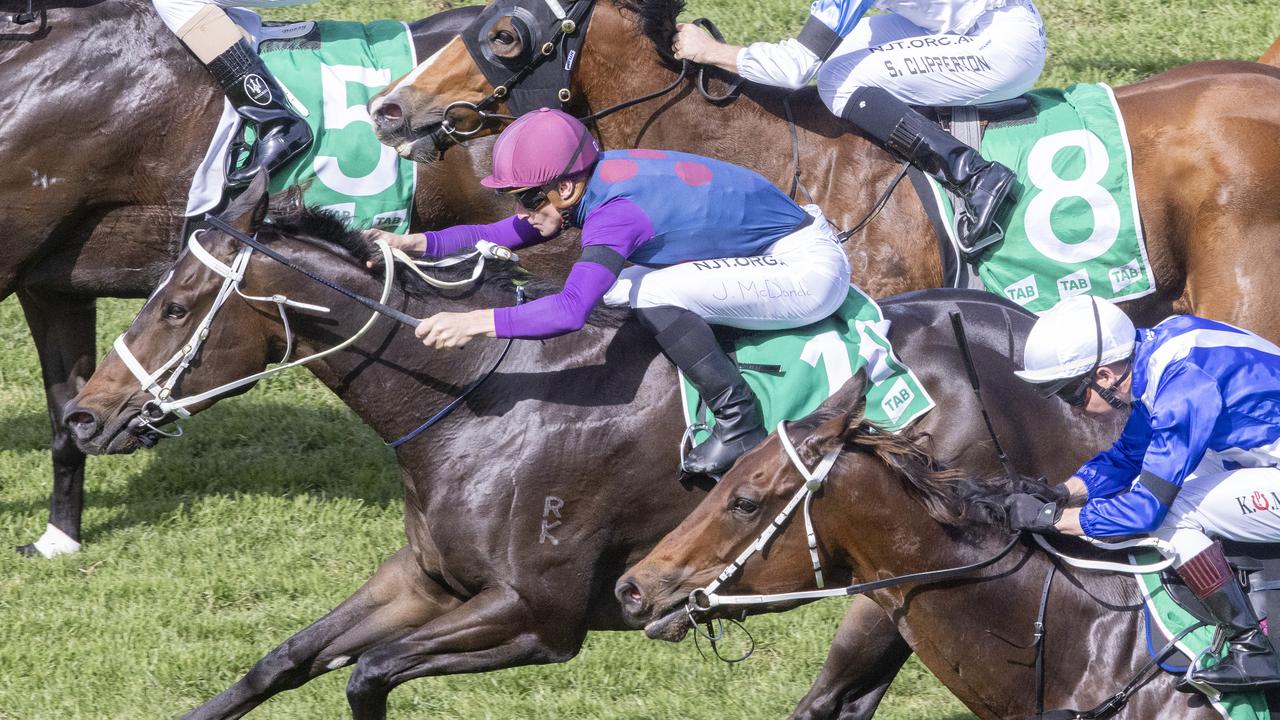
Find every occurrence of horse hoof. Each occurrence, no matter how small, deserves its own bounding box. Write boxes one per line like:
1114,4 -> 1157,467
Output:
15,543 -> 40,558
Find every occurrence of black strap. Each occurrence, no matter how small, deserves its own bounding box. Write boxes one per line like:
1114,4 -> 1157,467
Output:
1033,563 -> 1058,717
839,534 -> 1023,597
796,14 -> 841,60
1138,470 -> 1180,507
691,18 -> 743,103
949,310 -> 1019,483
579,245 -> 626,274
204,215 -> 420,328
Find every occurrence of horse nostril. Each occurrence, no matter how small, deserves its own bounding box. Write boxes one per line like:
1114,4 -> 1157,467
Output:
65,409 -> 99,441
614,578 -> 647,615
374,101 -> 403,129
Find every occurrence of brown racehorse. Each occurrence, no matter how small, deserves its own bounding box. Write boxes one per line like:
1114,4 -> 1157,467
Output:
617,374 -> 1228,719
63,175 -> 1085,717
0,0 -> 548,556
368,0 -> 1280,334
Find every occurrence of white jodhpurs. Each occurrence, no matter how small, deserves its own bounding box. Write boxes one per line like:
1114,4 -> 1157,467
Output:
152,0 -> 315,36
1153,466 -> 1280,567
817,0 -> 1047,116
602,205 -> 853,331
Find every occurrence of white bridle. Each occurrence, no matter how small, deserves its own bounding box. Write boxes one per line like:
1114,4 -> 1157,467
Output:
688,422 -> 1177,614
112,230 -> 395,433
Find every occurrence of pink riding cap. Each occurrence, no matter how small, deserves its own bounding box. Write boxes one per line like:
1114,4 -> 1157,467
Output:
480,108 -> 601,190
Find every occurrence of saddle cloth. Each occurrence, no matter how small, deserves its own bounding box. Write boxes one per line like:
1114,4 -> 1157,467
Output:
680,285 -> 936,447
920,84 -> 1156,314
185,10 -> 417,233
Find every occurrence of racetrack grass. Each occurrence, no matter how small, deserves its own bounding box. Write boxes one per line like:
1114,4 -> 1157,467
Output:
2,1 -> 1278,717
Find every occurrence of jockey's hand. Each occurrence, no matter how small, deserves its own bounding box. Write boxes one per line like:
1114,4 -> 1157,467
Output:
672,23 -> 740,73
1004,493 -> 1063,534
415,310 -> 496,350
365,229 -> 426,268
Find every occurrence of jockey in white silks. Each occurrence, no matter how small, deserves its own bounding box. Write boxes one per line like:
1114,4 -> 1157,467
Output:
1009,295 -> 1280,693
150,0 -> 316,185
672,0 -> 1047,252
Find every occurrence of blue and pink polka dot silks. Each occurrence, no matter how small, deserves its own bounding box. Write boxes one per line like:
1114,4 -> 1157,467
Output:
569,150 -> 810,267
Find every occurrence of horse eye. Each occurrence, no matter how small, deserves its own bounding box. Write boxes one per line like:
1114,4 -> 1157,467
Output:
492,29 -> 515,45
731,497 -> 760,516
164,303 -> 188,320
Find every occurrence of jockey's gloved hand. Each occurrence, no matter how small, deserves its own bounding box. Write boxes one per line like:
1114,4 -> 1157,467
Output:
1004,493 -> 1063,534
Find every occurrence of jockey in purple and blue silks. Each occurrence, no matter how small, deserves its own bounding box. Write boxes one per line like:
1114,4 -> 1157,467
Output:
672,0 -> 1047,252
370,108 -> 852,476
1008,296 -> 1280,693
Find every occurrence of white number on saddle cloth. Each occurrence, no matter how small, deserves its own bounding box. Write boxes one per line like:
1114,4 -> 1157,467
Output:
1023,129 -> 1122,264
315,64 -> 400,197
800,331 -> 854,395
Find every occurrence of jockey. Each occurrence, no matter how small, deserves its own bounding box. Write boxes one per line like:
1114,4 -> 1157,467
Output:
1008,295 -> 1280,692
671,0 -> 1047,252
151,0 -> 314,185
369,108 -> 852,476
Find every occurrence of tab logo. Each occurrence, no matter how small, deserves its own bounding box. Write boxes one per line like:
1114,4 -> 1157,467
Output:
1109,260 -> 1143,292
1056,269 -> 1091,298
1003,275 -> 1039,305
881,377 -> 915,424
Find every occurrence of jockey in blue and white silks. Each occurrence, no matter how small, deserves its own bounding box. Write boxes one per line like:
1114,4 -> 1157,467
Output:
1008,296 -> 1280,693
671,0 -> 1047,252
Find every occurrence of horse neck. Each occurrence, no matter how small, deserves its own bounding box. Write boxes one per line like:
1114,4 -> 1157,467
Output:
820,460 -> 1156,715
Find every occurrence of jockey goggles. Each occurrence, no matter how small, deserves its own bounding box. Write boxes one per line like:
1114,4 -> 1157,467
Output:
506,184 -> 552,211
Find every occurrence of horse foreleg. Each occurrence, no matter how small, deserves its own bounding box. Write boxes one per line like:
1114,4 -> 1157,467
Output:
346,586 -> 584,720
788,595 -> 913,720
15,289 -> 96,558
182,546 -> 460,720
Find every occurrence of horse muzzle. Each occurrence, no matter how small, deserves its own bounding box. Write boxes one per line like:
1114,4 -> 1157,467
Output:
64,402 -> 165,455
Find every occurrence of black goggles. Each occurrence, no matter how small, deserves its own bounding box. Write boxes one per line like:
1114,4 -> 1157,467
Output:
1034,374 -> 1095,407
506,185 -> 551,211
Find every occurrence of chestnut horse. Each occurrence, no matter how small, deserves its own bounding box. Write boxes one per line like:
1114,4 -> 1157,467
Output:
63,172 -> 1087,716
368,0 -> 1280,335
617,373 -> 1229,719
1263,37 -> 1280,66
0,0 -> 547,556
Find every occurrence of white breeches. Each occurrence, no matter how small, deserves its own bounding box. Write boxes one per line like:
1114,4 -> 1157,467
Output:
151,0 -> 314,35
1154,466 -> 1280,567
817,0 -> 1047,116
602,206 -> 853,331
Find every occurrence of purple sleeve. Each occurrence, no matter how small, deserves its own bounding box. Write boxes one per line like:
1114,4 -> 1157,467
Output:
421,216 -> 546,257
492,198 -> 654,339
493,261 -> 619,339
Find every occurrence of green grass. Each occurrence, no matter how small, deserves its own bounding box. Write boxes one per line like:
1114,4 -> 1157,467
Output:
2,1 -> 1278,717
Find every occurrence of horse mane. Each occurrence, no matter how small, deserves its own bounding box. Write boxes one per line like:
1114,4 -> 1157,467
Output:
809,403 -> 1055,528
613,0 -> 685,62
259,190 -> 631,329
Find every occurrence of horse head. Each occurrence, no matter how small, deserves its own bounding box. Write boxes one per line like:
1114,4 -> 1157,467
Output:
615,376 -> 881,641
368,0 -> 683,161
63,175 -> 385,455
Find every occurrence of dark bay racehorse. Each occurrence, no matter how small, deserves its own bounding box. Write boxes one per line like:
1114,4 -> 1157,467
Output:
616,372 -> 1225,719
368,0 -> 1280,336
62,174 -> 1082,717
0,0 -> 553,555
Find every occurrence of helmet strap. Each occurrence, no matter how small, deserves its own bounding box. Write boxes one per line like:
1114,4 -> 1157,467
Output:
1086,297 -> 1131,410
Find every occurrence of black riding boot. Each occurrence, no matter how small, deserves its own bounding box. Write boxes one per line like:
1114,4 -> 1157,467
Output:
1178,543 -> 1280,692
208,39 -> 313,187
635,306 -> 766,476
842,86 -> 1014,252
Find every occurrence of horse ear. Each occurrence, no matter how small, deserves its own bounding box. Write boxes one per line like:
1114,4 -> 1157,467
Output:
797,371 -> 869,463
221,172 -> 271,234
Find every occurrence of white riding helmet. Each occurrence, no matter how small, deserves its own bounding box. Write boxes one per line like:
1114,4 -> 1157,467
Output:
1016,296 -> 1136,390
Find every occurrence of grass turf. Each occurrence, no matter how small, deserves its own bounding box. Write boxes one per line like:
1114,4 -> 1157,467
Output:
2,0 -> 1278,717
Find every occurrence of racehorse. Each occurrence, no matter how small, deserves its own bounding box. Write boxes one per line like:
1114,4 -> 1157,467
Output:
61,174 -> 1102,718
616,374 -> 1225,719
368,0 -> 1280,335
0,0 -> 545,556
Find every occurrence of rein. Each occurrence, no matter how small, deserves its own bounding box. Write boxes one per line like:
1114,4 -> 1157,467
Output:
115,215 -> 522,447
